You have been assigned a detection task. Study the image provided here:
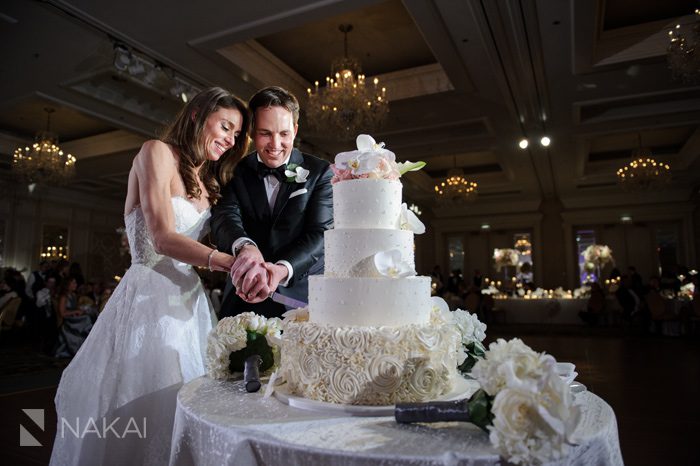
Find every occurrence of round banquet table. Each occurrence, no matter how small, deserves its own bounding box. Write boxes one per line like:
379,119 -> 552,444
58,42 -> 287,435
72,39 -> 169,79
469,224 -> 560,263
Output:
169,377 -> 623,466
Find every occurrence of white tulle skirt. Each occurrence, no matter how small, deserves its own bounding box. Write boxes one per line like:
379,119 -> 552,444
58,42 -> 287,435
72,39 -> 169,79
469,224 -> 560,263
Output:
50,261 -> 213,466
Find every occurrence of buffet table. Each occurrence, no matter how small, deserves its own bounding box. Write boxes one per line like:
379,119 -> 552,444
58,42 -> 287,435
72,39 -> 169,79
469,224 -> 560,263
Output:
493,297 -> 588,324
169,377 -> 623,466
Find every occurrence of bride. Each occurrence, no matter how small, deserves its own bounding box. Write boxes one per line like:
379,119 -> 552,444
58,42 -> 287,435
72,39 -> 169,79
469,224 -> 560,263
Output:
50,87 -> 250,465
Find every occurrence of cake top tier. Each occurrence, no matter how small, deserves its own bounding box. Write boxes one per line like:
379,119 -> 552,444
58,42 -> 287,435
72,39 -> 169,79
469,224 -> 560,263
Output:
330,134 -> 425,184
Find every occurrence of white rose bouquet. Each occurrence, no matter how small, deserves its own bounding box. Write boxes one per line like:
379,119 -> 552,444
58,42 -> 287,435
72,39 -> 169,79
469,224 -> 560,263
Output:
396,338 -> 581,465
206,312 -> 282,380
453,308 -> 487,374
493,248 -> 520,271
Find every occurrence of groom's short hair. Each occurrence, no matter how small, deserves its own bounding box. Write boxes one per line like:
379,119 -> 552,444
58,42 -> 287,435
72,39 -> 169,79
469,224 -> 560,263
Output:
249,86 -> 300,126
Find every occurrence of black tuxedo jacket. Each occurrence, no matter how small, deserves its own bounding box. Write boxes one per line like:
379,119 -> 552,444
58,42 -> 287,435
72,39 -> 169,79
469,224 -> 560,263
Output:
210,148 -> 333,318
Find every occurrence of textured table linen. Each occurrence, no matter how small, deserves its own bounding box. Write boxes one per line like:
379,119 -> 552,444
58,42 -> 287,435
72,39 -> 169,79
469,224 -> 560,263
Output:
170,377 -> 623,466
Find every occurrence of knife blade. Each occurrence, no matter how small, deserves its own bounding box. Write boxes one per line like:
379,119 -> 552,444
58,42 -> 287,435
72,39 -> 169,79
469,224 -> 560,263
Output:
270,292 -> 308,309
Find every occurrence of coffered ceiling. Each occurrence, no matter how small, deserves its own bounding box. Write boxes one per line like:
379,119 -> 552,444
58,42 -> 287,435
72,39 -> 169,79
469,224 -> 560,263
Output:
1,0 -> 698,214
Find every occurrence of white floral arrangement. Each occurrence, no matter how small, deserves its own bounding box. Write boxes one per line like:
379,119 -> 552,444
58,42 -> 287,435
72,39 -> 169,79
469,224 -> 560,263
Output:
430,298 -> 486,374
582,244 -> 614,270
573,285 -> 591,299
679,282 -> 695,300
331,134 -> 425,183
470,338 -> 582,465
206,312 -> 282,380
493,248 -> 520,271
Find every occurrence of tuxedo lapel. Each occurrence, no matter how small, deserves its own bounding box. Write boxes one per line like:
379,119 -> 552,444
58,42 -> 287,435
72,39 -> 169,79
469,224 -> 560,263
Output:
271,149 -> 304,221
242,155 -> 272,221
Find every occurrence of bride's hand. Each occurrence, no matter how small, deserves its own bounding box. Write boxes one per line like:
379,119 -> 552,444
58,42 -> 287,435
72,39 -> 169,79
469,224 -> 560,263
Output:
237,267 -> 269,303
208,251 -> 235,273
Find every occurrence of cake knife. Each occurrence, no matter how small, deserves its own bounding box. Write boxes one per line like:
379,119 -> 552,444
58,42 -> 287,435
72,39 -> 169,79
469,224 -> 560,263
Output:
269,292 -> 308,309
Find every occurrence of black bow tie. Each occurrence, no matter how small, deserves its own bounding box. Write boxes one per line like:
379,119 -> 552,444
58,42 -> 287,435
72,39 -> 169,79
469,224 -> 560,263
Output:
257,162 -> 286,181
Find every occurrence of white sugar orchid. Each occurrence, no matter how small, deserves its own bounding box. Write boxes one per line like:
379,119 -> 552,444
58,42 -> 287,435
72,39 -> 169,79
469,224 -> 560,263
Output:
285,165 -> 309,183
334,151 -> 380,175
373,249 -> 415,278
399,203 -> 426,234
356,134 -> 396,162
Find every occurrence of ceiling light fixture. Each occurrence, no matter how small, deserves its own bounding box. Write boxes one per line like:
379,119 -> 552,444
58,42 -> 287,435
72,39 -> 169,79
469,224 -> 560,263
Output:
306,24 -> 389,140
616,134 -> 671,191
113,44 -> 200,103
518,138 -> 529,149
540,136 -> 551,147
12,107 -> 76,185
667,9 -> 700,83
434,155 -> 478,203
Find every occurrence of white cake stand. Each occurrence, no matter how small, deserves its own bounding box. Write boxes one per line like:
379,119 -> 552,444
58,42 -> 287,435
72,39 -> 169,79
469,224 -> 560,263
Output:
273,376 -> 480,417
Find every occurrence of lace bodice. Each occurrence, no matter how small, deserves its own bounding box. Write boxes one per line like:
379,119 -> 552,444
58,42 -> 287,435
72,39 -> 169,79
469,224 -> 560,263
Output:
125,196 -> 211,266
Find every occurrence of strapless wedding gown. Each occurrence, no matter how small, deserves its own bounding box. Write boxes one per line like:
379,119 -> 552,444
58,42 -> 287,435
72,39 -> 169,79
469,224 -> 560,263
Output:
51,197 -> 214,466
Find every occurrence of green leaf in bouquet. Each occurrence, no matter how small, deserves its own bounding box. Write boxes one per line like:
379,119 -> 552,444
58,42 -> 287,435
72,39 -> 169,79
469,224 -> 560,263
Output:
458,341 -> 487,375
228,331 -> 275,373
466,389 -> 494,432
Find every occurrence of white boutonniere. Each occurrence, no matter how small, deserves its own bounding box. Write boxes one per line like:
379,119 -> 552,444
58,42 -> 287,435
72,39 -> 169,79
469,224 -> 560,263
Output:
285,163 -> 309,183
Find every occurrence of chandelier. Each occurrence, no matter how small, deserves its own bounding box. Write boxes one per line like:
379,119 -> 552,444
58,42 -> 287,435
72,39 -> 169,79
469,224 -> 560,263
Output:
667,8 -> 700,83
306,24 -> 389,140
13,108 -> 76,185
616,135 -> 671,190
434,167 -> 478,203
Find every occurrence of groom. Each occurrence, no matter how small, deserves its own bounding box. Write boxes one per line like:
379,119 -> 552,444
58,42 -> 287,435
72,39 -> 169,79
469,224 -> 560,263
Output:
211,86 -> 333,318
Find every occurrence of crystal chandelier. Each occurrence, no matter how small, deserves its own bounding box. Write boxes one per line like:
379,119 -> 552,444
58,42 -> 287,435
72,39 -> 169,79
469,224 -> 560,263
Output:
306,24 -> 389,140
434,168 -> 478,203
13,108 -> 76,185
616,135 -> 671,190
667,8 -> 700,83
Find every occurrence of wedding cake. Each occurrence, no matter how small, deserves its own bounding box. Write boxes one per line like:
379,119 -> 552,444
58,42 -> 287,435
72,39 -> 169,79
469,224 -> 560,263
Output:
279,135 -> 461,406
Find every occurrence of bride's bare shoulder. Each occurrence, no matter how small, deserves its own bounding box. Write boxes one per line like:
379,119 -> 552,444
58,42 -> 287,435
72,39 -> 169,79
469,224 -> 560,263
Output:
134,140 -> 178,170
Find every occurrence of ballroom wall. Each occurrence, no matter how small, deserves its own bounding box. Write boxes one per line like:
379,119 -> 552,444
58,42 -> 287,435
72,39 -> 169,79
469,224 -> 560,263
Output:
0,178 -> 128,282
417,195 -> 699,290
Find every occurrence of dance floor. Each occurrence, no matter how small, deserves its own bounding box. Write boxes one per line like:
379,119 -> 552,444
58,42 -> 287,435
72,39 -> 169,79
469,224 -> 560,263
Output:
1,324 -> 698,466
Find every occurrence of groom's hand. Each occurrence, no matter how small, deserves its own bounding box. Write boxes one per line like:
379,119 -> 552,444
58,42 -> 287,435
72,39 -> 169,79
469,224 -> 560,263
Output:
231,245 -> 265,294
262,262 -> 289,295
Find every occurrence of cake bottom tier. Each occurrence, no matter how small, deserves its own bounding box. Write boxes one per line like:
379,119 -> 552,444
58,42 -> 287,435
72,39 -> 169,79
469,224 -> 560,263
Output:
280,320 -> 461,406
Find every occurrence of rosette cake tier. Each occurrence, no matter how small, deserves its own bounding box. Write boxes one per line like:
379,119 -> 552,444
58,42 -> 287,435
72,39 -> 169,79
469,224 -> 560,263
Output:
280,136 -> 460,406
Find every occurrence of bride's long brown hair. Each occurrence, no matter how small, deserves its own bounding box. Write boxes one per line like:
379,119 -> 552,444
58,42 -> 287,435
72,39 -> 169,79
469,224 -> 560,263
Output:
161,87 -> 250,204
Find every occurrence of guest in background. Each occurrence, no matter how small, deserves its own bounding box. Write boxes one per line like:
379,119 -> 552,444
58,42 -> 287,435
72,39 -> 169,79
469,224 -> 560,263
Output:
431,265 -> 445,295
36,276 -> 58,354
615,274 -> 641,321
54,277 -> 93,358
472,269 -> 483,288
69,262 -> 85,287
579,282 -> 605,326
627,266 -> 644,297
446,269 -> 462,295
25,260 -> 50,301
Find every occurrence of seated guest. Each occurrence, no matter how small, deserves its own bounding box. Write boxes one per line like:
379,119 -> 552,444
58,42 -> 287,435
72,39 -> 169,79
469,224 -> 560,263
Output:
54,277 -> 93,358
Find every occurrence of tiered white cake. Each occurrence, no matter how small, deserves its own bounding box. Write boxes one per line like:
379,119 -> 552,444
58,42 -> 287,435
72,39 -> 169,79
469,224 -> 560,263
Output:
280,136 -> 460,406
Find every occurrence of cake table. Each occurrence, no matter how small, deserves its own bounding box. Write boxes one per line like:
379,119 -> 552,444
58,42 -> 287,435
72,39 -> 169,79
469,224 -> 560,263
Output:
169,376 -> 623,466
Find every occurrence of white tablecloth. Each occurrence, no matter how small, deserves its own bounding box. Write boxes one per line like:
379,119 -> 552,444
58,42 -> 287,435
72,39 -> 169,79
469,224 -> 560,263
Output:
170,377 -> 623,466
493,298 -> 587,324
